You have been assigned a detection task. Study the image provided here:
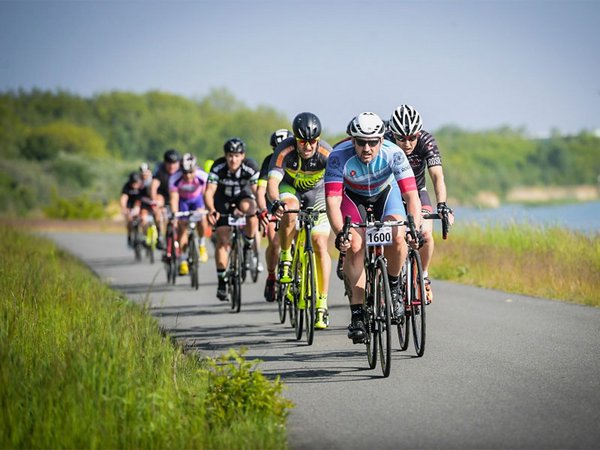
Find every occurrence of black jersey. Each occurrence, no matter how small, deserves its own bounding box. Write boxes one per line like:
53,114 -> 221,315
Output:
207,156 -> 260,198
258,153 -> 273,184
121,181 -> 144,208
153,162 -> 172,199
384,130 -> 442,190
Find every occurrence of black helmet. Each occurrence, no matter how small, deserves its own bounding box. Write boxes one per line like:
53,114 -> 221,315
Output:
163,148 -> 180,163
292,112 -> 321,140
269,129 -> 293,149
223,137 -> 246,154
129,171 -> 142,184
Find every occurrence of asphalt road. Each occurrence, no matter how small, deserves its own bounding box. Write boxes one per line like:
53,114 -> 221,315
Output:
47,232 -> 600,450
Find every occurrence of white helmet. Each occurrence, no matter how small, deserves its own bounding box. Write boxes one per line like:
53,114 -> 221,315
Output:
181,153 -> 196,173
348,112 -> 386,138
389,104 -> 423,136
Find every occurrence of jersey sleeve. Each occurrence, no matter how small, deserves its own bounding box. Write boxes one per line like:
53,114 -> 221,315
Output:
324,149 -> 345,197
388,144 -> 418,193
257,155 -> 271,187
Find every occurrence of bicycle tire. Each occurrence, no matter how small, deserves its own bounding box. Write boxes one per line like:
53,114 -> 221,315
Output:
293,255 -> 304,341
276,282 -> 287,324
250,245 -> 260,283
410,250 -> 426,356
375,257 -> 392,377
189,236 -> 199,290
397,263 -> 410,351
229,241 -> 242,313
304,250 -> 316,346
133,225 -> 143,262
365,274 -> 377,370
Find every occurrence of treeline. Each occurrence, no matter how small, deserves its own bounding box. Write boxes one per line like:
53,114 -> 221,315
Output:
1,88 -> 598,216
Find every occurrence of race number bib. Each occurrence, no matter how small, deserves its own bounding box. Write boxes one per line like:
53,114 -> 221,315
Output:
228,216 -> 246,226
365,225 -> 393,246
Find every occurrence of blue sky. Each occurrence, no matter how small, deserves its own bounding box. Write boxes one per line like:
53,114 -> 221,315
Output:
1,0 -> 599,136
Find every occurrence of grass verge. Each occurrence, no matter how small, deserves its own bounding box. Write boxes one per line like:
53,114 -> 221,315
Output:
430,223 -> 600,307
0,226 -> 292,449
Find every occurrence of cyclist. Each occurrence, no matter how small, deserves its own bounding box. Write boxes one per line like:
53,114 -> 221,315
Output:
151,149 -> 181,249
257,128 -> 294,302
204,138 -> 260,301
324,112 -> 422,343
388,104 -> 454,304
267,112 -> 332,330
120,171 -> 148,247
169,153 -> 210,275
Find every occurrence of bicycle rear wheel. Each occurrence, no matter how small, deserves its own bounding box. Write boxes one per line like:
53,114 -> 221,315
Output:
397,265 -> 410,351
375,258 -> 392,377
304,250 -> 316,346
133,225 -> 143,262
409,250 -> 426,356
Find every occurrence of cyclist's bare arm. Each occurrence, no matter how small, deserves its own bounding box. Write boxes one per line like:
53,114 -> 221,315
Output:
170,191 -> 180,214
150,178 -> 161,202
402,189 -> 422,229
266,175 -> 281,205
325,194 -> 344,235
203,183 -> 219,225
119,194 -> 129,215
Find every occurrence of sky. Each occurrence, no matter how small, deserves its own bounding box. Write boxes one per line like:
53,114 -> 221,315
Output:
1,0 -> 599,136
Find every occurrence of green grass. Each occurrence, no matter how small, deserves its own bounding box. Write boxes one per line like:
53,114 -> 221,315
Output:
430,223 -> 600,307
0,226 -> 292,449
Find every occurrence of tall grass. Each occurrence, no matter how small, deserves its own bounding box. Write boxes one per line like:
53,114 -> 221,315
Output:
431,223 -> 600,307
0,226 -> 291,449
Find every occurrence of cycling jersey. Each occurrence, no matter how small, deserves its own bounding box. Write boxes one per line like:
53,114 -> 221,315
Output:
121,181 -> 144,209
153,162 -> 173,200
325,139 -> 417,198
325,139 -> 418,223
268,137 -> 332,193
258,153 -> 273,209
384,130 -> 442,190
169,168 -> 208,211
208,156 -> 260,198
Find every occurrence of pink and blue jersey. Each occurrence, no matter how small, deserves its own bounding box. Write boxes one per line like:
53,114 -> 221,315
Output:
324,139 -> 417,198
169,169 -> 208,211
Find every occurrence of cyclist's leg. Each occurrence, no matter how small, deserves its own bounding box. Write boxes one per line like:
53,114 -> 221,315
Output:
264,221 -> 280,301
214,221 -> 231,300
277,186 -> 299,282
418,190 -> 435,303
238,195 -> 258,266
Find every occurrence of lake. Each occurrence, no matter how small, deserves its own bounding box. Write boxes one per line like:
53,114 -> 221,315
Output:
453,200 -> 600,234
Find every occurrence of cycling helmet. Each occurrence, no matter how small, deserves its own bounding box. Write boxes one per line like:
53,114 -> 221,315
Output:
129,171 -> 142,184
292,112 -> 321,140
163,148 -> 180,163
346,116 -> 357,136
139,162 -> 150,172
223,137 -> 247,154
389,104 -> 423,136
348,112 -> 386,138
181,153 -> 197,173
270,129 -> 293,149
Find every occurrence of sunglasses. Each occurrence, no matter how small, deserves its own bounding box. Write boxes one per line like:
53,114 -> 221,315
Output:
296,137 -> 319,146
394,133 -> 418,142
355,138 -> 381,148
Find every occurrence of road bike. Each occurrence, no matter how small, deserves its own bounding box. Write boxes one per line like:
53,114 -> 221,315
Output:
339,208 -> 416,377
395,210 -> 452,356
174,210 -> 207,290
163,209 -> 179,284
278,206 -> 326,346
219,207 -> 255,313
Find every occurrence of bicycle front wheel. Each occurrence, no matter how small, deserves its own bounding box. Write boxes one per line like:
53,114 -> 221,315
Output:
304,250 -> 316,346
250,244 -> 260,283
276,282 -> 286,324
229,244 -> 242,313
293,256 -> 304,341
365,278 -> 377,370
189,236 -> 199,290
409,250 -> 426,356
375,257 -> 392,378
397,265 -> 410,351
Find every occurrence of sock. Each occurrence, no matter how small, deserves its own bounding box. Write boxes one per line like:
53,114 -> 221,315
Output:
350,304 -> 363,320
281,248 -> 292,261
199,237 -> 206,246
267,271 -> 276,281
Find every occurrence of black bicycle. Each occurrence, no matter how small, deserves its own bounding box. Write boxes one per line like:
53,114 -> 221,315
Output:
162,210 -> 179,285
396,210 -> 452,356
173,210 -> 207,290
340,208 -> 412,377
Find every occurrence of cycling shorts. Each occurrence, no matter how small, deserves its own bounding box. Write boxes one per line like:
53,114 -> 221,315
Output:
179,196 -> 205,213
342,183 -> 405,224
279,183 -> 330,235
214,190 -> 256,228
